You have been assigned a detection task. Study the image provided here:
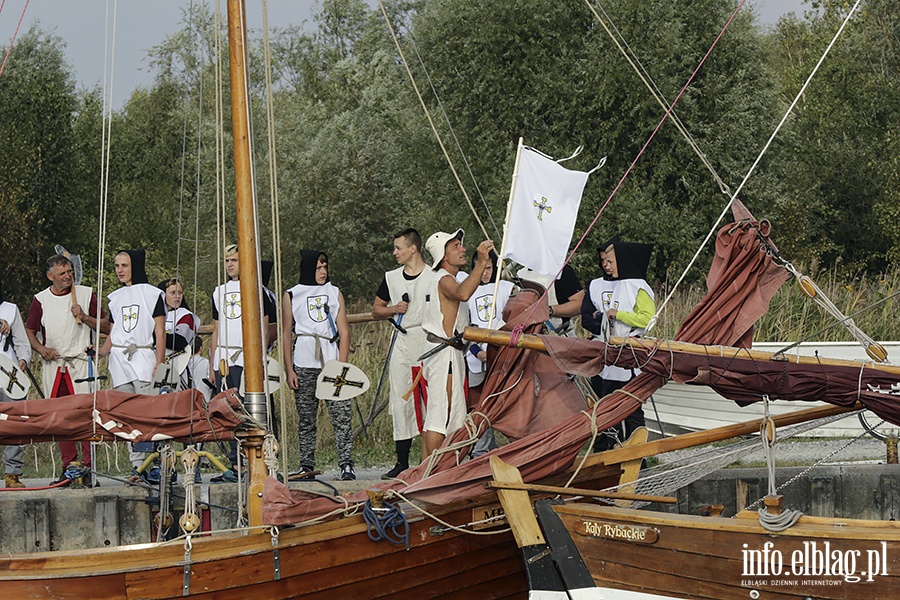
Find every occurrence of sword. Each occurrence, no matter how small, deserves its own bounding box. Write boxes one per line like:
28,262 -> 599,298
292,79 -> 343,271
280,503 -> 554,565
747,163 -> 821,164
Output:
23,364 -> 44,398
74,348 -> 107,388
366,293 -> 410,429
323,302 -> 340,344
417,331 -> 466,362
387,317 -> 407,335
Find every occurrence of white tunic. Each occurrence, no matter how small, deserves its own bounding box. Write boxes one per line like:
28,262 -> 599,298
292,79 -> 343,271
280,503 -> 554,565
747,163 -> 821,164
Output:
164,307 -> 199,351
465,279 -> 514,374
287,282 -> 341,369
212,280 -> 245,367
587,277 -> 654,381
0,302 -> 31,364
384,266 -> 435,440
108,284 -> 164,387
421,269 -> 469,436
34,285 -> 94,395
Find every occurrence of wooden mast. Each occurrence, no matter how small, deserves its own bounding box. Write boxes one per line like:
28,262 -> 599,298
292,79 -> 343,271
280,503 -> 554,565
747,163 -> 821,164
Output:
226,0 -> 268,527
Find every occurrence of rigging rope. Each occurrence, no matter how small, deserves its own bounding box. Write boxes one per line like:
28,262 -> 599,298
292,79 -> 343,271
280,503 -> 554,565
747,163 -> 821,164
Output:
583,0 -> 732,197
261,0 -> 289,468
516,0 -> 749,328
0,0 -> 28,78
647,0 -> 865,334
403,25 -> 501,240
377,0 -> 491,240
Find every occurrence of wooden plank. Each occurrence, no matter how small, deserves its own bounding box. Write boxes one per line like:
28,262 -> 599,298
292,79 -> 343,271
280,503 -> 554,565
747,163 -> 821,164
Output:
485,480 -> 676,504
489,456 -> 545,548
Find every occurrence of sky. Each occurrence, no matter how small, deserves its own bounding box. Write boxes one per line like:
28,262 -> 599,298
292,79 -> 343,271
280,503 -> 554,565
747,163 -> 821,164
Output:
0,0 -> 812,107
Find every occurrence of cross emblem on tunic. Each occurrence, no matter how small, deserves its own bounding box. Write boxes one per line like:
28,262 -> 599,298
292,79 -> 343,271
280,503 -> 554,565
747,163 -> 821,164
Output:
533,197 -> 552,221
311,298 -> 325,321
226,293 -> 241,318
322,366 -> 365,398
477,296 -> 493,320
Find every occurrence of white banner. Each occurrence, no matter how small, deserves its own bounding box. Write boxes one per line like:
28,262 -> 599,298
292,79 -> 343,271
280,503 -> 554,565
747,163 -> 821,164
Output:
502,146 -> 589,276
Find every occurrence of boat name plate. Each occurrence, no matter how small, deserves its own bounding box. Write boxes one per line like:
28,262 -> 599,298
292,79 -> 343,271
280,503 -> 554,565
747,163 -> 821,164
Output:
471,502 -> 508,530
578,519 -> 658,544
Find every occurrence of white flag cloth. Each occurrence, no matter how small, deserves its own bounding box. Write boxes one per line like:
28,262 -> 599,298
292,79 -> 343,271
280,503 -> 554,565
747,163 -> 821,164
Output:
502,147 -> 589,277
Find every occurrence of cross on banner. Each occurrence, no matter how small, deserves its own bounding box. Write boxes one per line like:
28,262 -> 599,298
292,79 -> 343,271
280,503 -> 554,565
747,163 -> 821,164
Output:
533,197 -> 552,221
322,366 -> 365,398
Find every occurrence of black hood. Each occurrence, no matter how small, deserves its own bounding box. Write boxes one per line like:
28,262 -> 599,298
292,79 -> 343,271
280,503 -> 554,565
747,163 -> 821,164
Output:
120,249 -> 149,285
157,279 -> 190,310
470,249 -> 499,283
598,236 -> 652,281
261,260 -> 274,289
298,250 -> 328,286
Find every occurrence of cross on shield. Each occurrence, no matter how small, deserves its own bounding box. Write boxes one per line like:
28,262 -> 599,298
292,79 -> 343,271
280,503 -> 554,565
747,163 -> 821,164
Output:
474,293 -> 494,323
307,295 -> 328,322
122,304 -> 140,333
315,360 -> 370,401
533,196 -> 552,221
0,354 -> 29,400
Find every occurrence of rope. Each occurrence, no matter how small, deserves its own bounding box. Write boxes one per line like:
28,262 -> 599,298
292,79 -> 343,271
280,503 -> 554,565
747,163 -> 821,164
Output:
402,24 -> 501,240
518,0 -> 749,329
386,489 -> 511,537
583,0 -> 731,196
0,0 -> 29,78
94,0 -> 120,438
260,0 -> 289,471
363,499 -> 410,550
647,0 -> 864,333
376,0 -> 490,240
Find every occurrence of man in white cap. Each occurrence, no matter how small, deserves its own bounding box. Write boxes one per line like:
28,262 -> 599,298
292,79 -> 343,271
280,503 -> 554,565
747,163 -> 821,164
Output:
420,229 -> 493,457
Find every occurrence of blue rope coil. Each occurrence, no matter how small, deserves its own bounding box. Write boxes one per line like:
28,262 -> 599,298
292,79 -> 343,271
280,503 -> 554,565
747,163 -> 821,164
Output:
363,498 -> 409,550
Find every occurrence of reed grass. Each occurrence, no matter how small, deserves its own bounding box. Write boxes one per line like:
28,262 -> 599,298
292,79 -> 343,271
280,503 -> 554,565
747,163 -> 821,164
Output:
17,263 -> 900,479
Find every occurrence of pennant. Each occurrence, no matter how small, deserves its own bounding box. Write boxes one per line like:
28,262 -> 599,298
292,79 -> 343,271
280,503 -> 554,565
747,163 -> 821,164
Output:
502,146 -> 589,276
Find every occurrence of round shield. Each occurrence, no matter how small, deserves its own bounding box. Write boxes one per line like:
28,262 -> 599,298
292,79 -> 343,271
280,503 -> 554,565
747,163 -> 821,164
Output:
239,355 -> 284,396
315,360 -> 370,401
0,353 -> 30,400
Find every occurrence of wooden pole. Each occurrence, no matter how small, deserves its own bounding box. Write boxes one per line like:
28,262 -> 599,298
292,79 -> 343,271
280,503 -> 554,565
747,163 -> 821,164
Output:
227,0 -> 267,528
463,327 -> 900,377
487,137 -> 524,330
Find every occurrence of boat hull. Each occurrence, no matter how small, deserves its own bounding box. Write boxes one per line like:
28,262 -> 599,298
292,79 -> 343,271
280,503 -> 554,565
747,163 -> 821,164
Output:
0,465 -> 623,598
550,503 -> 900,599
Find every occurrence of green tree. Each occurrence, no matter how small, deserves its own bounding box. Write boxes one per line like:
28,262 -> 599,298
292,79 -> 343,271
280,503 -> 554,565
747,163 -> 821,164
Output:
0,26 -> 85,305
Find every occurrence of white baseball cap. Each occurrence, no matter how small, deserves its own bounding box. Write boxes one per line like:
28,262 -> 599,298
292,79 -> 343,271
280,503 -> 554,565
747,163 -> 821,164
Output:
425,229 -> 464,270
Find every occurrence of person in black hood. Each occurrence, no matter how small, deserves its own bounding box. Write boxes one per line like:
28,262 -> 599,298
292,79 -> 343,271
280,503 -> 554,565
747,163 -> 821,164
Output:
581,236 -> 656,452
282,249 -> 354,481
260,259 -> 279,348
99,249 -> 167,481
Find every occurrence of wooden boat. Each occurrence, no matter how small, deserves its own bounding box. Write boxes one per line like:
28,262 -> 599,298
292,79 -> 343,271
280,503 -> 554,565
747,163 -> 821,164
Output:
472,327 -> 900,599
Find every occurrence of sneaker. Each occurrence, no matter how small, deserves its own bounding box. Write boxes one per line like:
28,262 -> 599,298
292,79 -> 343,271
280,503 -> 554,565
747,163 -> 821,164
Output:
380,463 -> 408,480
5,474 -> 25,489
52,473 -> 71,487
144,467 -> 162,486
211,469 -> 238,484
287,466 -> 316,482
339,463 -> 356,481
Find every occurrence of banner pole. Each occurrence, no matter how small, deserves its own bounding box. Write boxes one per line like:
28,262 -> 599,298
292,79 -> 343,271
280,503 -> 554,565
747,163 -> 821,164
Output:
487,137 -> 524,331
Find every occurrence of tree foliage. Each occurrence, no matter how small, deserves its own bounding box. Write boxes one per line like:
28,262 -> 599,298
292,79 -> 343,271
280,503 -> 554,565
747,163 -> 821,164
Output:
2,0 -> 898,317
